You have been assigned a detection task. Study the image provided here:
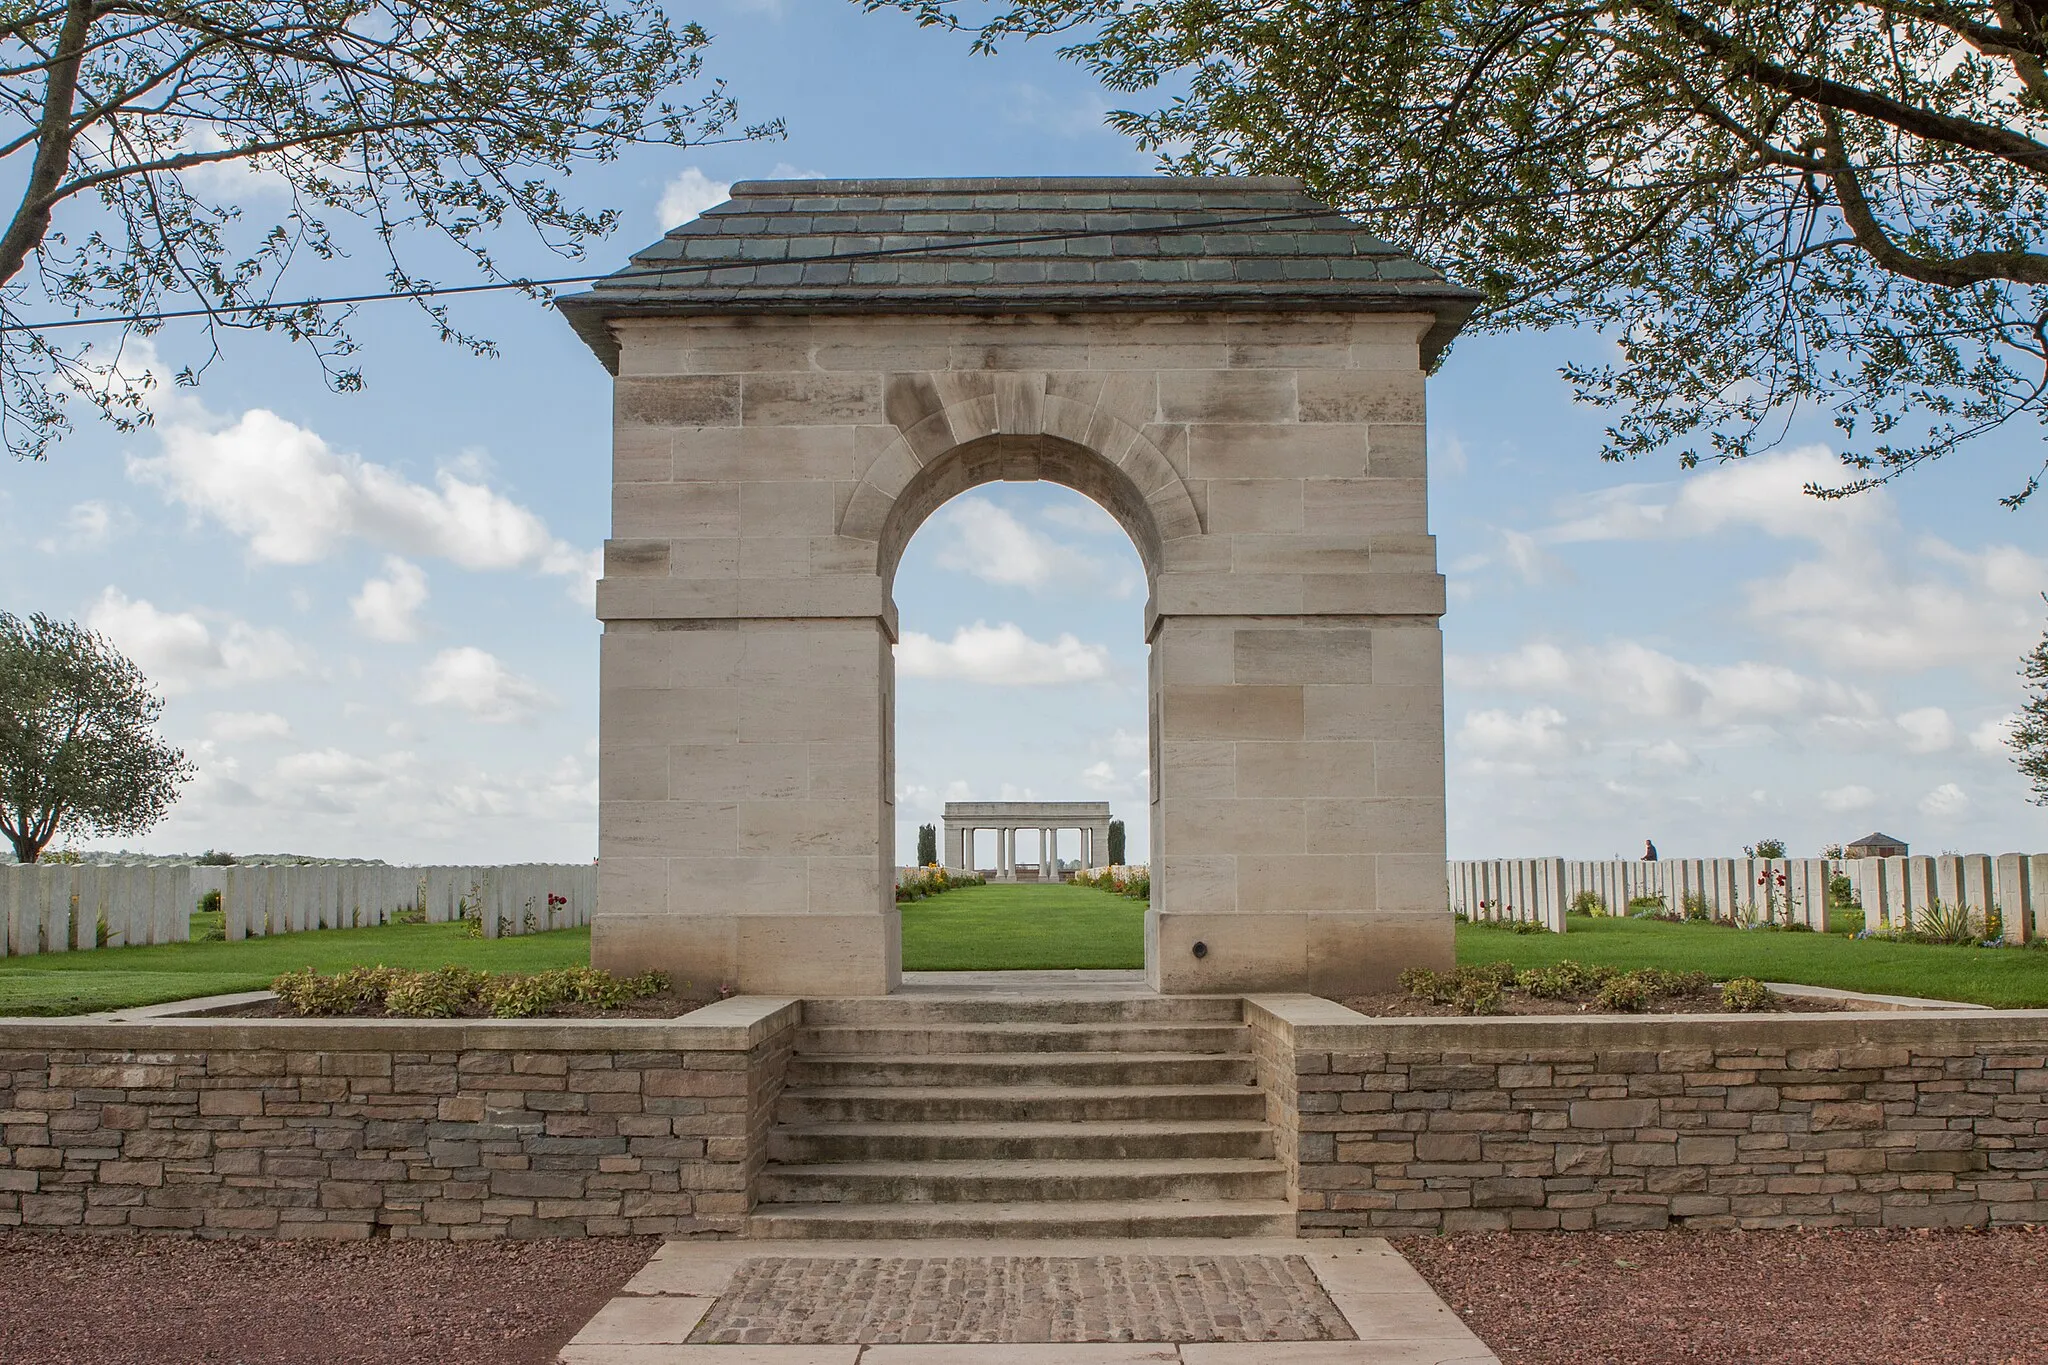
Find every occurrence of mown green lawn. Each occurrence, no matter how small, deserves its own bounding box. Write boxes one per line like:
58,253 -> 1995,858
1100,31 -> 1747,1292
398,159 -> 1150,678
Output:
1459,914 -> 2048,1008
901,882 -> 1145,971
0,921 -> 592,1016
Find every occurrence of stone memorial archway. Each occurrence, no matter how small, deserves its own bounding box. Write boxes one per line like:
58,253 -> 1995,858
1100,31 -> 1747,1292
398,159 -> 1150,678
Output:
560,176 -> 1477,996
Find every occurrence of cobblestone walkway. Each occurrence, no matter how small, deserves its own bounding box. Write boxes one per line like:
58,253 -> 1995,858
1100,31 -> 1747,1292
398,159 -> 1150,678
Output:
685,1255 -> 1356,1345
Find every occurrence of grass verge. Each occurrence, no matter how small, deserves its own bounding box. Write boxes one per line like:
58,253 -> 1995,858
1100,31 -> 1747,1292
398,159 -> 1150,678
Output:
901,882 -> 1145,971
0,922 -> 592,1016
1460,914 -> 2048,1008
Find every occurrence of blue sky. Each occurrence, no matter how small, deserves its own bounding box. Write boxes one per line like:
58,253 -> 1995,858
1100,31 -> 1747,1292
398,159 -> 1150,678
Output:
2,0 -> 2044,865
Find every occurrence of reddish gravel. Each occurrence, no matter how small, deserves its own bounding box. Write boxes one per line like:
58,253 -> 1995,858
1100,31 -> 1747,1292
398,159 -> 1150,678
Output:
0,1232 -> 659,1365
1402,1228 -> 2048,1365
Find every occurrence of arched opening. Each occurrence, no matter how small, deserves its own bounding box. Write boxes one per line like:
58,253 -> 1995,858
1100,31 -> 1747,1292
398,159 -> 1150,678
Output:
883,435 -> 1158,978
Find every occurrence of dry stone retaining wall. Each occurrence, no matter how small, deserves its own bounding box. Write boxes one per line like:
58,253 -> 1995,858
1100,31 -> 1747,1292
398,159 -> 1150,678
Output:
1248,996 -> 2048,1235
0,998 -> 796,1239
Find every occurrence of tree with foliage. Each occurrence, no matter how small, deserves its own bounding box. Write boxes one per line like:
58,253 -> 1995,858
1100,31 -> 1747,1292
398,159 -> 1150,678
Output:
916,822 -> 938,866
878,0 -> 2048,500
0,0 -> 776,462
0,612 -> 191,862
1106,817 -> 1125,866
1745,837 -> 1789,859
2015,616 -> 2048,803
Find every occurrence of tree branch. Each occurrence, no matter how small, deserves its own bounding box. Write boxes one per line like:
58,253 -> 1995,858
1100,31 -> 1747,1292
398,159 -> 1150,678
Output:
1657,1 -> 2048,174
0,0 -> 95,287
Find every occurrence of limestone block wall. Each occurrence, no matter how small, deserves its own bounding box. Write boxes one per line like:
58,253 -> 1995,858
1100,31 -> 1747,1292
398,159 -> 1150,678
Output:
0,1000 -> 797,1239
1247,998 -> 2048,1236
595,310 -> 1451,995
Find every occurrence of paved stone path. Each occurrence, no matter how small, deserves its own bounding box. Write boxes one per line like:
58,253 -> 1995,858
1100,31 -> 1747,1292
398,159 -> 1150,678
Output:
558,1237 -> 1499,1364
687,1254 -> 1355,1345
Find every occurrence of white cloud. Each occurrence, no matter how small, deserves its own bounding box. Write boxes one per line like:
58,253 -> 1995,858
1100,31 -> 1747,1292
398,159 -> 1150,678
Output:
1635,739 -> 1696,771
657,167 -> 730,231
126,405 -> 594,594
1919,782 -> 1971,817
1430,428 -> 1469,477
1447,640 -> 1876,728
1820,783 -> 1877,813
415,646 -> 554,723
1458,706 -> 1573,759
86,588 -> 314,695
897,622 -> 1112,685
1971,714 -> 2019,755
350,557 -> 429,642
1546,446 -> 1884,549
1537,447 -> 2043,676
38,500 -> 113,552
934,497 -> 1081,589
1041,500 -> 1123,535
205,711 -> 292,742
1895,706 -> 1956,754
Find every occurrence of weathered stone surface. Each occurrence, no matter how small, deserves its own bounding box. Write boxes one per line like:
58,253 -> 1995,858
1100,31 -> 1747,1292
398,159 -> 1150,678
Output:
0,1007 -> 796,1240
1249,999 -> 2048,1237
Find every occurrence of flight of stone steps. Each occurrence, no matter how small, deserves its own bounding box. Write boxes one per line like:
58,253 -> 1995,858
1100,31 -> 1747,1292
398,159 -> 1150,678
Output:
748,994 -> 1295,1238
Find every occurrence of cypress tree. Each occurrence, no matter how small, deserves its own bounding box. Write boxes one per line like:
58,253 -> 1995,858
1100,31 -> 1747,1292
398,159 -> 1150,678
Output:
916,823 -> 938,866
1107,819 -> 1125,866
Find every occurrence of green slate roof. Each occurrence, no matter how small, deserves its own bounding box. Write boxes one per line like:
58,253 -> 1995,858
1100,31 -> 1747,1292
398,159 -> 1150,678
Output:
557,176 -> 1479,372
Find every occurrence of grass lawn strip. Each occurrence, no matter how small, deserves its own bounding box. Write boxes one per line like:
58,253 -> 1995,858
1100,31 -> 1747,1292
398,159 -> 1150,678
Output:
0,922 -> 593,1016
900,882 -> 1144,971
1460,914 -> 2048,1008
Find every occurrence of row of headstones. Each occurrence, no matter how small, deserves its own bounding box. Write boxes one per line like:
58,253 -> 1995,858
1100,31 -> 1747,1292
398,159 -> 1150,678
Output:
0,862 -> 600,957
219,864 -> 598,940
0,864 -> 192,956
1448,858 -> 1836,933
1851,854 -> 2048,941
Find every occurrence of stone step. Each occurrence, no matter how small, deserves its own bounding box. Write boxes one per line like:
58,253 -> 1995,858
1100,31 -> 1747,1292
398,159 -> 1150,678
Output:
799,996 -> 1244,1026
755,1157 -> 1289,1205
796,1022 -> 1250,1057
787,1051 -> 1257,1089
747,1198 -> 1299,1240
776,1083 -> 1266,1125
767,1119 -> 1275,1164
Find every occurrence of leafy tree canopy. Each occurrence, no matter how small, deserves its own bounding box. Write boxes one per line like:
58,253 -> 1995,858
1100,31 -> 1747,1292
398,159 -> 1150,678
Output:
0,0 -> 777,460
2015,611 -> 2048,802
875,0 -> 2048,501
0,611 -> 191,862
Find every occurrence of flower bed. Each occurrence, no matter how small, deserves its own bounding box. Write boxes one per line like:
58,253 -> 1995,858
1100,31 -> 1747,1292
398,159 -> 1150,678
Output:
243,965 -> 699,1019
1340,959 -> 1832,1017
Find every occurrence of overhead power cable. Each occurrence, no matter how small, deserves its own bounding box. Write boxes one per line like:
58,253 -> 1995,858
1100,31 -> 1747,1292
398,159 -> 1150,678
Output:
0,157 -> 2005,336
2,207 -> 1353,335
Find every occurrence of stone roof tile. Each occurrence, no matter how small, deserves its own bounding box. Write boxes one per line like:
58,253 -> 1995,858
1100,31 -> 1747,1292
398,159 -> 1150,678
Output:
558,176 -> 1478,372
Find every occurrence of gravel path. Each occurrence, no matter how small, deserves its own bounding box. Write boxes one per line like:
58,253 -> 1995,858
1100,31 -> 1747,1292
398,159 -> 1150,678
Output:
0,1232 -> 659,1365
1402,1228 -> 2048,1364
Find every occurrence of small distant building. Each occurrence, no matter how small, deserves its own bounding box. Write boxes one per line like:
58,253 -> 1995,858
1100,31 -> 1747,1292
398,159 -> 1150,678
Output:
1846,832 -> 1908,858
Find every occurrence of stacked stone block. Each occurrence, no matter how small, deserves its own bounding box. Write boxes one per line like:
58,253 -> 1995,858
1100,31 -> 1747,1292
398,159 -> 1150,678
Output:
1248,998 -> 2048,1235
0,1006 -> 796,1238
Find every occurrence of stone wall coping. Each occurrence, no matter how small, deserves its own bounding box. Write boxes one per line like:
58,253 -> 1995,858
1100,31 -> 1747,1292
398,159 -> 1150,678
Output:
1242,992 -> 2048,1050
0,994 -> 802,1053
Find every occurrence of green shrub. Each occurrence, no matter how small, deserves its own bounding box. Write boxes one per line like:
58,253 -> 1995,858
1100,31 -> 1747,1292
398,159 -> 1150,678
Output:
1745,838 -> 1788,859
1468,960 -> 1520,989
197,889 -> 222,915
1399,966 -> 1454,1003
1454,978 -> 1503,1015
1627,895 -> 1667,917
383,966 -> 487,1017
1517,959 -> 1612,998
1596,972 -> 1654,1012
271,964 -> 668,1019
272,965 -> 405,1015
1682,893 -> 1712,921
1569,890 -> 1605,917
1721,977 -> 1774,1011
